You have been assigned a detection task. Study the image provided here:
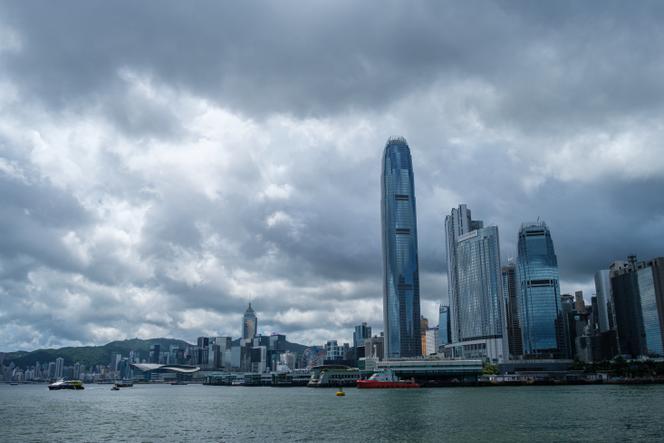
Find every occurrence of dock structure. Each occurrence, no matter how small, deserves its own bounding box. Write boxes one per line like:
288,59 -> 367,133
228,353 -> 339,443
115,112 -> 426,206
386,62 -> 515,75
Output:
377,359 -> 484,381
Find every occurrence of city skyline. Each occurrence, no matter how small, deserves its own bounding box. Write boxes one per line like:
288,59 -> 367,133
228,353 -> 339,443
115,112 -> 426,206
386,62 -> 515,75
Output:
2,2 -> 664,352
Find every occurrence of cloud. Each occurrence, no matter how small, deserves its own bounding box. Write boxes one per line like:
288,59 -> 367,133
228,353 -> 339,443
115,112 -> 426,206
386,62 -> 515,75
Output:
0,1 -> 663,351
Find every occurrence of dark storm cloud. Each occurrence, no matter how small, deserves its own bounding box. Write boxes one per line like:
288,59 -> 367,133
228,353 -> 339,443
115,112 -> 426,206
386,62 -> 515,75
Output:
0,1 -> 663,350
3,0 -> 661,123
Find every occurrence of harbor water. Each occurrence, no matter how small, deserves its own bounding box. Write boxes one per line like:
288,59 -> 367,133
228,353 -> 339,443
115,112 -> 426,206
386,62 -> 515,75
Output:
1,383 -> 663,442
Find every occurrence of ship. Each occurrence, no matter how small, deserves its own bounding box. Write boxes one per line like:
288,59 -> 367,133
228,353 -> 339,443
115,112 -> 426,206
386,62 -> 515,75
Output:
48,379 -> 85,390
356,369 -> 420,389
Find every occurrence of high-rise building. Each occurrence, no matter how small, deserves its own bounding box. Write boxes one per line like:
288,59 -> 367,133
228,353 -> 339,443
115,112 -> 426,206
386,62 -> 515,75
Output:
197,337 -> 210,349
637,258 -> 664,357
594,270 -> 612,332
55,357 -> 64,379
353,323 -> 372,349
437,305 -> 450,350
243,303 -> 258,341
445,204 -> 484,345
611,256 -> 646,358
502,262 -> 523,359
445,205 -> 506,361
381,136 -> 422,359
612,256 -> 664,358
149,344 -> 161,364
516,221 -> 562,358
453,225 -> 506,362
575,291 -> 587,314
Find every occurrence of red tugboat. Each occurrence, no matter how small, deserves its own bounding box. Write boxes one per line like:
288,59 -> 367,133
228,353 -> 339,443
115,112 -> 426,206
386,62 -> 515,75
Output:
357,369 -> 420,389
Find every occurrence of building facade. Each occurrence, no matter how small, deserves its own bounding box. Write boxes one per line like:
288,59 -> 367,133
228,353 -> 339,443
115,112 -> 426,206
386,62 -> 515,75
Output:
595,269 -> 614,332
637,258 -> 664,357
353,323 -> 372,349
516,221 -> 562,358
445,204 -> 484,344
437,305 -> 450,350
381,137 -> 422,358
502,262 -> 523,359
454,225 -> 506,362
611,256 -> 646,358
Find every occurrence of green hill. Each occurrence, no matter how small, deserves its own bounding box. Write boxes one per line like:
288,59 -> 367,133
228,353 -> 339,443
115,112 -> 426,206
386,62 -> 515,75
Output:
1,338 -> 191,368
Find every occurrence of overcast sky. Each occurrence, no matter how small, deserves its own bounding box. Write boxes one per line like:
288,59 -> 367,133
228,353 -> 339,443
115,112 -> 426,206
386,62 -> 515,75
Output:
1,1 -> 663,351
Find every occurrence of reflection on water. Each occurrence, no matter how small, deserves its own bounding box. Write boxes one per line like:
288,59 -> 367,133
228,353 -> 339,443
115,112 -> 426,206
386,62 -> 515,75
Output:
1,384 -> 664,442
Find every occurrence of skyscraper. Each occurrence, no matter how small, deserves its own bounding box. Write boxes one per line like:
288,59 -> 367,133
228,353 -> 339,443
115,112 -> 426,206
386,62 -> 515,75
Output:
437,305 -> 450,350
445,204 -> 484,344
353,322 -> 372,349
611,256 -> 664,358
516,221 -> 562,358
243,303 -> 257,341
594,270 -> 612,332
502,262 -> 523,358
381,136 -> 422,358
637,258 -> 664,357
445,205 -> 506,362
456,226 -> 506,361
55,357 -> 64,379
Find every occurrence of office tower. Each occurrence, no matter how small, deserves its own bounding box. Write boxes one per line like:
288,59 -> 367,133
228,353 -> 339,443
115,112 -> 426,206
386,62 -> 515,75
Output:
353,323 -> 372,349
453,224 -> 506,361
197,337 -> 210,349
149,344 -> 161,364
47,362 -> 56,379
611,256 -> 645,357
243,303 -> 258,341
516,221 -> 562,358
502,262 -> 523,359
575,291 -> 586,314
612,256 -> 664,358
560,294 -> 576,358
381,136 -> 422,358
55,357 -> 64,379
637,258 -> 664,356
445,204 -> 484,344
437,305 -> 451,350
594,270 -> 612,332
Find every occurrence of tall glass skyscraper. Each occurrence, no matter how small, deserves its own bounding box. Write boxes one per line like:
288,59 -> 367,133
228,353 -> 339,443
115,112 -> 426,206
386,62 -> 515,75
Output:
445,204 -> 483,344
516,221 -> 561,357
456,227 -> 503,340
381,136 -> 421,359
445,205 -> 506,362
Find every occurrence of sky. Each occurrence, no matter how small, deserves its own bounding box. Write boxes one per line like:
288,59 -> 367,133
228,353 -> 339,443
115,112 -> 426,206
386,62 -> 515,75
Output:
1,1 -> 663,351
